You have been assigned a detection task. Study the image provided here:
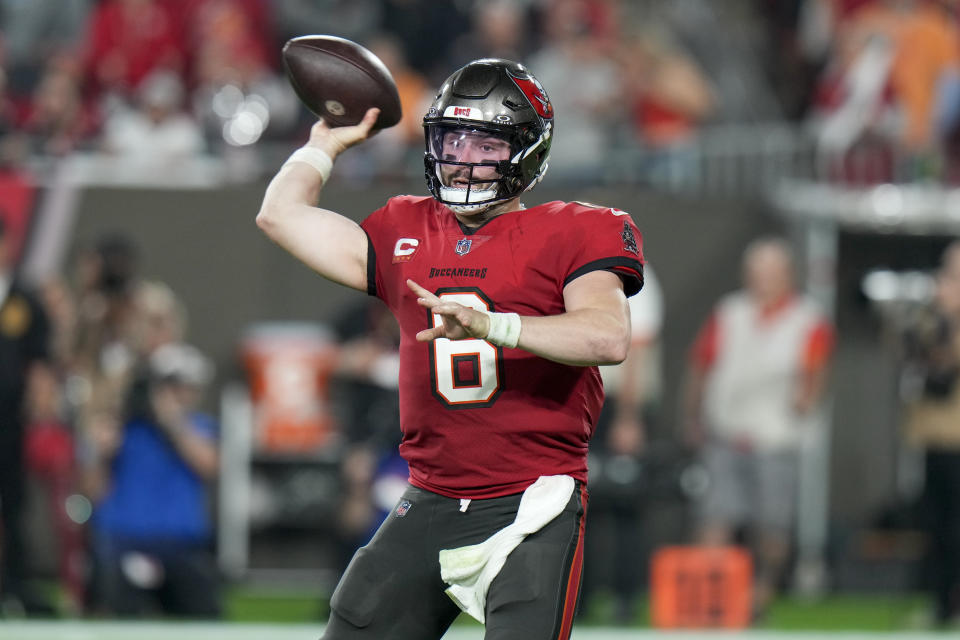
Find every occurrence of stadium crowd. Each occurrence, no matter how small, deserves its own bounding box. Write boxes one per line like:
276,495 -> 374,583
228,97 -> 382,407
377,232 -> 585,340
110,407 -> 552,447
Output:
0,0 -> 959,184
0,0 -> 716,183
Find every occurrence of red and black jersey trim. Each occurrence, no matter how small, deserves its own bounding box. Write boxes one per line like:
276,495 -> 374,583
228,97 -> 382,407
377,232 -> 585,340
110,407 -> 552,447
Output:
364,230 -> 378,297
563,257 -> 644,296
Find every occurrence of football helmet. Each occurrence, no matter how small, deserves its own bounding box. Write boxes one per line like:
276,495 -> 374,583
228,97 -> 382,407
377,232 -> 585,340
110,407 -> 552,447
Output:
423,59 -> 553,214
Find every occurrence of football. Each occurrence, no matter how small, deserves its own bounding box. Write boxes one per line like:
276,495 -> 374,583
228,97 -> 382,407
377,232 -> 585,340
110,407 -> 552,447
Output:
282,35 -> 402,130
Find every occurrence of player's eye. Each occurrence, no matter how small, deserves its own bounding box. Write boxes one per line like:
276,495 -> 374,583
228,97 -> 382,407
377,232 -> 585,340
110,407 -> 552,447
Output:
479,139 -> 508,154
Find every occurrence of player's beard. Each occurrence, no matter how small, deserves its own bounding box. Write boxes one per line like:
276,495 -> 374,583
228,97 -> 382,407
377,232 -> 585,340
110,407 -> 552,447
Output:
438,163 -> 520,223
443,181 -> 520,226
442,165 -> 500,195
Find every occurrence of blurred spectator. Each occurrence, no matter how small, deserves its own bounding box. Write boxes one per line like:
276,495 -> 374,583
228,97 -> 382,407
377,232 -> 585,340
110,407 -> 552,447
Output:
367,34 -> 433,150
26,277 -> 85,612
83,0 -> 187,100
899,240 -> 960,626
188,0 -> 297,150
596,264 -> 664,464
380,0 -> 471,85
448,0 -> 537,71
584,264 -> 664,623
72,234 -> 141,392
0,215 -> 52,616
37,277 -> 80,373
330,298 -> 402,571
333,443 -> 378,573
332,299 -> 401,447
756,0 -> 842,119
621,27 -> 715,187
0,66 -> 26,168
681,237 -> 834,619
185,0 -> 273,92
887,0 -> 960,154
182,0 -> 275,65
84,342 -> 221,618
129,281 -> 187,357
72,268 -> 187,524
811,0 -> 960,181
0,0 -> 90,96
528,1 -> 625,182
100,70 -> 205,160
21,274 -> 89,614
273,0 -> 381,51
23,356 -> 84,614
20,57 -> 98,157
626,29 -> 714,148
335,34 -> 432,181
807,5 -> 899,183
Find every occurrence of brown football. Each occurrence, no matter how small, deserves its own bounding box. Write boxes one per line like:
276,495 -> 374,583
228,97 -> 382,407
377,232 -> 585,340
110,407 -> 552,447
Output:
282,35 -> 402,130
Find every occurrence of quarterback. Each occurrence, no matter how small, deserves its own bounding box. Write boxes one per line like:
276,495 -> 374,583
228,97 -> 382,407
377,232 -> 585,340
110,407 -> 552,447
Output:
257,59 -> 644,640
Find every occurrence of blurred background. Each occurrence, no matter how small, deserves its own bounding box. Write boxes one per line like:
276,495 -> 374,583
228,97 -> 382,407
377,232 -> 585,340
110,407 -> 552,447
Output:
1,0 -> 960,634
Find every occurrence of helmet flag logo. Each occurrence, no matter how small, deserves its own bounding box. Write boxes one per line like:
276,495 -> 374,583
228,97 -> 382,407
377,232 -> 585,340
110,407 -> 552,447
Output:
508,73 -> 553,119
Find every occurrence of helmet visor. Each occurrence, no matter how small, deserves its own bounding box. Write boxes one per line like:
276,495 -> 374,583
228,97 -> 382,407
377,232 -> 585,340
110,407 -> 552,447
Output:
427,125 -> 516,204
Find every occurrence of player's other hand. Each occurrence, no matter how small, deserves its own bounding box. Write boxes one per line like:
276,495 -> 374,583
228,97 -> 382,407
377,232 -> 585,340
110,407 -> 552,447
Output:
308,107 -> 380,159
407,279 -> 491,342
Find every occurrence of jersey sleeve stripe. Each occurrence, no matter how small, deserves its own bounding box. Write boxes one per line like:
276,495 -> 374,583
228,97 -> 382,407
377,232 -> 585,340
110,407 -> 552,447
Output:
563,257 -> 644,296
363,229 -> 378,297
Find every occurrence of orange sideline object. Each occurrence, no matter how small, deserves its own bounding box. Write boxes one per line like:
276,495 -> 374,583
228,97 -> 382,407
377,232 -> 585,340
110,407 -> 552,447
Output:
650,545 -> 753,629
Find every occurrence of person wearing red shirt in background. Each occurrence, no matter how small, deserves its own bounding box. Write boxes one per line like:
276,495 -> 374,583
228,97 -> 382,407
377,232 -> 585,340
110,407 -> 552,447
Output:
682,237 -> 834,620
624,28 -> 715,188
257,59 -> 644,639
83,0 -> 186,99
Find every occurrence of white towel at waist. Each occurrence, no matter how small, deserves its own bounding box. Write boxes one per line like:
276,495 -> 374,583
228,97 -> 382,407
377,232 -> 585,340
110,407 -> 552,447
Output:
438,474 -> 575,623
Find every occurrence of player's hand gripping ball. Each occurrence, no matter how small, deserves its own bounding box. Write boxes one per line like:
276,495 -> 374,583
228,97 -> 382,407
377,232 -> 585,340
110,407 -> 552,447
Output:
282,35 -> 402,130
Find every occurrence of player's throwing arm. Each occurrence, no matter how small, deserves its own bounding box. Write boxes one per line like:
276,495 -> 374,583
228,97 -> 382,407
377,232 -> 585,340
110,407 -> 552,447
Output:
256,108 -> 380,292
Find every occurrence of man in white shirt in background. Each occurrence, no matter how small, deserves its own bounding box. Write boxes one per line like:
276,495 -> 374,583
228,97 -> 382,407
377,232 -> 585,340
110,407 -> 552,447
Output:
682,237 -> 834,620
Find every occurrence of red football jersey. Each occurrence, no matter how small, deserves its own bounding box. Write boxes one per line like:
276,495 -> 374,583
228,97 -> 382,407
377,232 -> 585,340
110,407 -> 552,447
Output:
361,196 -> 644,498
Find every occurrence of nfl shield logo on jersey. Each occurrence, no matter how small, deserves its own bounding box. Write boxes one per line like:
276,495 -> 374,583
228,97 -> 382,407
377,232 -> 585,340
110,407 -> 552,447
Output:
395,499 -> 412,518
455,238 -> 472,256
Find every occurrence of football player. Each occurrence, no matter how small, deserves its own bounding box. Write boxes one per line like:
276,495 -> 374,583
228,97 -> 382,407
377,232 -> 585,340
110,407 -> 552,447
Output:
258,58 -> 644,639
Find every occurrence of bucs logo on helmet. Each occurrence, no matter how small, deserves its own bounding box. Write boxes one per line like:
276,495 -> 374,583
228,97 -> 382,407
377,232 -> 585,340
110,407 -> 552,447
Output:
507,71 -> 553,119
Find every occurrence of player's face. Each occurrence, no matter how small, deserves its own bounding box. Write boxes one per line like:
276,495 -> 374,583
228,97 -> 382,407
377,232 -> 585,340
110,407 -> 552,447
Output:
438,129 -> 511,189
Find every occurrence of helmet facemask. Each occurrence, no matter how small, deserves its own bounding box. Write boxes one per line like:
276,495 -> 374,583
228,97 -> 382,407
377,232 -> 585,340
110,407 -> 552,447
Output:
424,125 -> 523,214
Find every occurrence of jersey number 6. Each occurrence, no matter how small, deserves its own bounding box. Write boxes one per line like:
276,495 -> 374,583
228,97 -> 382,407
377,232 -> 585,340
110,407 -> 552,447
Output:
428,288 -> 504,408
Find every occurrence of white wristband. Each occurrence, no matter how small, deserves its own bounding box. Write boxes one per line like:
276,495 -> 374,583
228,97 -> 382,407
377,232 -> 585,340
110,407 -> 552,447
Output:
285,147 -> 334,183
483,311 -> 522,348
